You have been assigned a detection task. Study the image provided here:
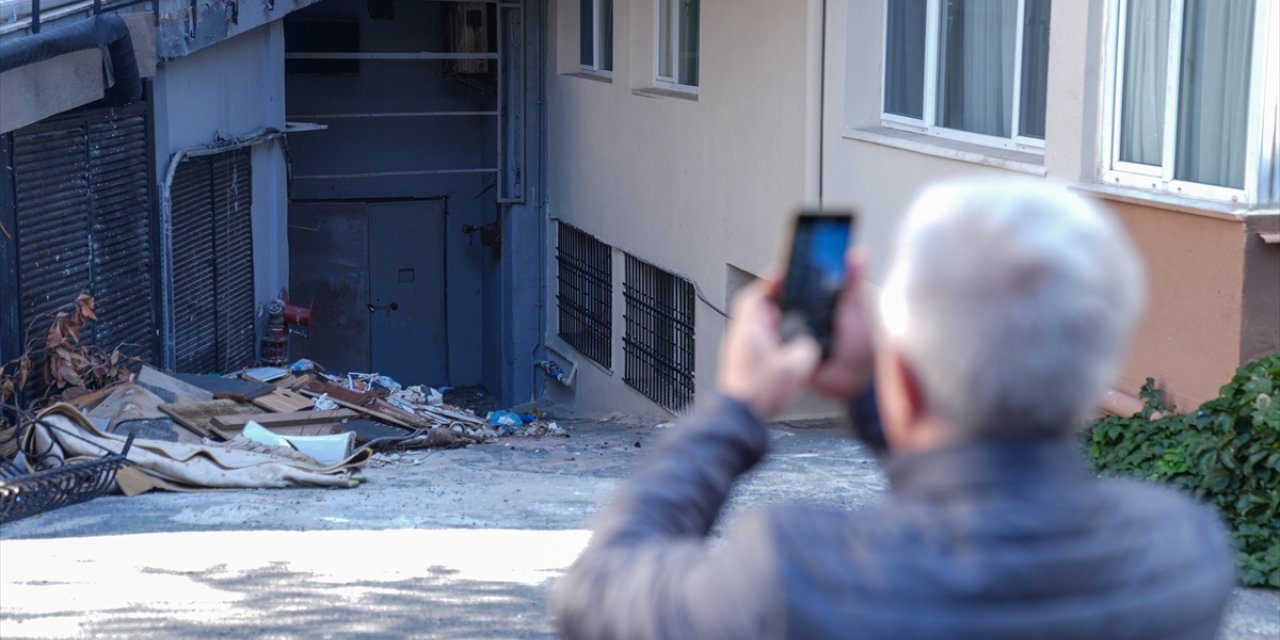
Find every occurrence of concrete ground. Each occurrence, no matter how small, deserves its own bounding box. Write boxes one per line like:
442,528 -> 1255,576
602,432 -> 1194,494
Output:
1,417 -> 1276,639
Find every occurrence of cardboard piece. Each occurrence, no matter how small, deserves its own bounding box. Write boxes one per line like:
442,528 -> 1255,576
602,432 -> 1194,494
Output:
137,366 -> 215,403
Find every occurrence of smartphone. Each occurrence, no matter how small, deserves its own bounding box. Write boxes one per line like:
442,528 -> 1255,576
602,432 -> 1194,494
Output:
778,211 -> 855,358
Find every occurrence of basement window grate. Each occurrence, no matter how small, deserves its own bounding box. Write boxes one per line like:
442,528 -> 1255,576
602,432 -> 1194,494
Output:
556,223 -> 612,368
623,255 -> 694,411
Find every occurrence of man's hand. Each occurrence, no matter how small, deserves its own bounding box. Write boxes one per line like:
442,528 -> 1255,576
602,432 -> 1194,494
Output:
810,251 -> 875,399
717,275 -> 821,420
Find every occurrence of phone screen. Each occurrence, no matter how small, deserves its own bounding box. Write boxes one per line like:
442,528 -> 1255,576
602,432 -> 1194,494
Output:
779,213 -> 854,356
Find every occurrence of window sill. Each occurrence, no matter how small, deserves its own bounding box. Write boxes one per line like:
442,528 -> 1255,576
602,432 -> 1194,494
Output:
1070,183 -> 1279,222
842,126 -> 1047,176
563,71 -> 613,84
632,87 -> 698,102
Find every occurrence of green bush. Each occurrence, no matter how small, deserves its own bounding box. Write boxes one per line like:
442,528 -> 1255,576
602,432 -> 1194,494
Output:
1084,353 -> 1280,588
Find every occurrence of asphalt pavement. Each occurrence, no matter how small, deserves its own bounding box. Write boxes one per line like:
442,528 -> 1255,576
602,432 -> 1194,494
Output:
1,416 -> 1276,639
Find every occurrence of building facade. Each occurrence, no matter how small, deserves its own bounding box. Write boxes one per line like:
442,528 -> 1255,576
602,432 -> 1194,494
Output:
545,0 -> 1279,418
2,0 -> 547,405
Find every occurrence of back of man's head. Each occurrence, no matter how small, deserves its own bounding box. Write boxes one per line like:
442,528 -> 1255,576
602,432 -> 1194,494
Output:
879,178 -> 1146,438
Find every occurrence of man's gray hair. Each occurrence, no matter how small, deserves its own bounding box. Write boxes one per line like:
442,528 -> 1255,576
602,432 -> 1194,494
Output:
879,178 -> 1146,436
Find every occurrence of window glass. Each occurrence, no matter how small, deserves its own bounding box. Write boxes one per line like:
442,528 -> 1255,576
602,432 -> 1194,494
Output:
884,0 -> 927,118
581,0 -> 594,67
1018,0 -> 1051,139
937,0 -> 1017,138
658,0 -> 673,78
678,0 -> 700,86
1117,0 -> 1170,165
1174,0 -> 1255,188
600,0 -> 614,71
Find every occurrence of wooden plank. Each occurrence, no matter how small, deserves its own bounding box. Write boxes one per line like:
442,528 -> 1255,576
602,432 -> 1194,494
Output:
210,409 -> 356,430
159,400 -> 262,439
252,389 -> 314,413
296,389 -> 416,429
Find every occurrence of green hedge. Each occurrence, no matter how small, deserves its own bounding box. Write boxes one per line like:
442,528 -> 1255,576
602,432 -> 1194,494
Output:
1084,354 -> 1280,588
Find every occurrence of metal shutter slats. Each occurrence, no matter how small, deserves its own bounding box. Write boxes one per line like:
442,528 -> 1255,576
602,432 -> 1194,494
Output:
12,125 -> 93,343
171,157 -> 219,373
87,115 -> 154,360
211,150 -> 255,371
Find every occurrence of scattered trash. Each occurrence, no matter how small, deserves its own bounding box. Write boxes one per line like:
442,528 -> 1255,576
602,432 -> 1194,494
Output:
0,293 -> 572,515
539,360 -> 572,385
313,393 -> 338,411
487,410 -> 522,427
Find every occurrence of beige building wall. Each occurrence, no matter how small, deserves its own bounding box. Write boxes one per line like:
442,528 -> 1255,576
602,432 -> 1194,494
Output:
545,0 -> 822,418
1106,202 -> 1247,409
546,0 -> 1276,417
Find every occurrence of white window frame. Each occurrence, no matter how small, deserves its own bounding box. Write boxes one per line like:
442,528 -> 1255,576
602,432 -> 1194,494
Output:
880,0 -> 1047,153
1101,0 -> 1278,205
580,0 -> 613,76
654,0 -> 699,94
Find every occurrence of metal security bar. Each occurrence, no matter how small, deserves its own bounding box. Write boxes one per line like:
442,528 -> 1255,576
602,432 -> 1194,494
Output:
556,223 -> 612,368
623,255 -> 694,411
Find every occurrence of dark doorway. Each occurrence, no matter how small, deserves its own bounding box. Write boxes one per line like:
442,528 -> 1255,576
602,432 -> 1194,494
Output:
288,200 -> 448,385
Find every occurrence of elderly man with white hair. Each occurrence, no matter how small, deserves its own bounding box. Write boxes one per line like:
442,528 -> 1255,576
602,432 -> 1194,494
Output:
550,178 -> 1236,640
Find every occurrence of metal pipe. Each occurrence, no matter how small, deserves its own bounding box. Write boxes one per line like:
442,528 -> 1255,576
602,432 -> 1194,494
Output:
157,128 -> 287,368
0,14 -> 141,105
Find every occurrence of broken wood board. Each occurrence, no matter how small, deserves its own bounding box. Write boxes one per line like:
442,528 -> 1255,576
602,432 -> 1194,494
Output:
252,389 -> 314,413
340,418 -> 413,444
159,400 -> 263,439
137,366 -> 216,403
300,378 -> 388,405
210,409 -> 356,431
296,389 -> 415,429
172,373 -> 274,402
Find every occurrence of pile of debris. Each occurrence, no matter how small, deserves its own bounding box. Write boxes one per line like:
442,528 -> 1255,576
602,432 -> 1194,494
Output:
0,294 -> 564,521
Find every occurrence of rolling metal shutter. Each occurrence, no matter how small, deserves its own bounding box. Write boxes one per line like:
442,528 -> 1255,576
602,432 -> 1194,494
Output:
9,104 -> 156,364
170,149 -> 255,373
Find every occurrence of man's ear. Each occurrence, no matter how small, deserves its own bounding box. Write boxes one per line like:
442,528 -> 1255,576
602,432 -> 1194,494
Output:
877,349 -> 930,451
893,354 -> 928,424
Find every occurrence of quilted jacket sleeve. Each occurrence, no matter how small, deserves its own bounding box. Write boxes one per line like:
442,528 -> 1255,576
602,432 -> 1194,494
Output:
549,396 -> 785,640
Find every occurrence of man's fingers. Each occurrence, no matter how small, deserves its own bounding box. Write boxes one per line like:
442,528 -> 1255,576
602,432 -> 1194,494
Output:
842,250 -> 866,298
779,335 -> 821,379
729,278 -> 768,316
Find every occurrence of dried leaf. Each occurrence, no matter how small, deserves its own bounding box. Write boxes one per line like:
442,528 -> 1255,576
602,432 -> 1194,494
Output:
57,361 -> 84,387
76,294 -> 97,320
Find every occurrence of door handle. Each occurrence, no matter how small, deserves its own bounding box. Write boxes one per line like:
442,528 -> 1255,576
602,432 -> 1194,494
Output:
369,302 -> 399,316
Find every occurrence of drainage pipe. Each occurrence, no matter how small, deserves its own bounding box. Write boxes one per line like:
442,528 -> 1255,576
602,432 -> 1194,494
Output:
0,14 -> 141,104
157,127 -> 288,368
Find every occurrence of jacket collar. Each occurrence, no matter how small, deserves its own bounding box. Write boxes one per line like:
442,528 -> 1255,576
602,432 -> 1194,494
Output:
883,435 -> 1092,499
